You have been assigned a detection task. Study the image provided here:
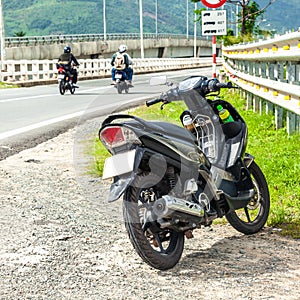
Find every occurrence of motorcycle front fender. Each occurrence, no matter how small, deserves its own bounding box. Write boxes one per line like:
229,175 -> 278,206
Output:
243,153 -> 254,168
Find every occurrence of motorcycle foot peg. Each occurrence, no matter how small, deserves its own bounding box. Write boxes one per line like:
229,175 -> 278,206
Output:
184,230 -> 194,239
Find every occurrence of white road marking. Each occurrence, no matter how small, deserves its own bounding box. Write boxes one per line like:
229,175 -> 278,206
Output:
0,95 -> 151,140
0,86 -> 112,103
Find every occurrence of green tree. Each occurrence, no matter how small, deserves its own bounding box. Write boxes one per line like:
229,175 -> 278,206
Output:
225,0 -> 276,37
191,0 -> 276,39
14,31 -> 26,37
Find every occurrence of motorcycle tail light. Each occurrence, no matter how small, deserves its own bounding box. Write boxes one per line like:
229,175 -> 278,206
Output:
100,126 -> 141,151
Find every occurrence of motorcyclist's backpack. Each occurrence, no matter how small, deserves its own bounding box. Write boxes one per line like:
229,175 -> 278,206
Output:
114,53 -> 126,70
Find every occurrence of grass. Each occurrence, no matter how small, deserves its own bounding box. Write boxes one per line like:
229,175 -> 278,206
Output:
223,90 -> 300,238
93,90 -> 300,238
0,82 -> 19,88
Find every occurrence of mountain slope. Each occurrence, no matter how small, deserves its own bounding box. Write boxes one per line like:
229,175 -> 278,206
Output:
256,0 -> 299,33
2,0 -> 298,37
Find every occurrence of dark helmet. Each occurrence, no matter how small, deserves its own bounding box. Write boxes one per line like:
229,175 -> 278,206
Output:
64,46 -> 71,53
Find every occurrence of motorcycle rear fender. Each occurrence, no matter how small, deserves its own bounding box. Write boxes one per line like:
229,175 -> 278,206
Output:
107,147 -> 144,202
106,145 -> 200,202
108,173 -> 136,202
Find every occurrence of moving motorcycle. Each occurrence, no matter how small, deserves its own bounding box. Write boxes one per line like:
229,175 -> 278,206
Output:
98,75 -> 270,270
115,70 -> 132,94
57,64 -> 77,95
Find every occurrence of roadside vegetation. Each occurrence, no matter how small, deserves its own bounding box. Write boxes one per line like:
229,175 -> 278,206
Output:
0,82 -> 18,88
92,89 -> 300,238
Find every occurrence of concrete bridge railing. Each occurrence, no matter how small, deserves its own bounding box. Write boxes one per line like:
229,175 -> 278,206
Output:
222,31 -> 300,134
1,33 -> 217,60
4,33 -> 206,47
1,57 -> 220,86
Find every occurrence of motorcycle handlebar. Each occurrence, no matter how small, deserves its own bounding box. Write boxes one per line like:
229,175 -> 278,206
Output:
205,80 -> 237,94
146,79 -> 237,107
146,98 -> 162,107
215,81 -> 233,89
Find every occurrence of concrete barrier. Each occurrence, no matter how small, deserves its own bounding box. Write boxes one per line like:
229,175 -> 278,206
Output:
1,57 -> 220,86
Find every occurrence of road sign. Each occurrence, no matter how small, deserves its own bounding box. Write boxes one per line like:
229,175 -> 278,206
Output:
202,10 -> 227,36
201,0 -> 227,9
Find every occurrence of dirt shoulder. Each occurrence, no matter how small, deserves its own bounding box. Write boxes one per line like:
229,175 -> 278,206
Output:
0,127 -> 299,300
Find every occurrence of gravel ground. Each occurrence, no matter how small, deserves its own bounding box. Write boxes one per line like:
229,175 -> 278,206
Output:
0,120 -> 299,300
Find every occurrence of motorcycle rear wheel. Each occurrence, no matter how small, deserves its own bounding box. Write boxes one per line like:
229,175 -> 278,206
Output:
226,161 -> 270,235
59,81 -> 65,95
116,82 -> 122,94
123,173 -> 184,270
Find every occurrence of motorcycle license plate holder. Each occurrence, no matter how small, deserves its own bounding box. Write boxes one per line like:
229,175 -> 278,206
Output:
102,149 -> 136,180
115,73 -> 123,79
58,74 -> 65,80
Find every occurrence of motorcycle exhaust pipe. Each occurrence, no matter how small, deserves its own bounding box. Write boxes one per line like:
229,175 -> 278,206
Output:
153,195 -> 204,218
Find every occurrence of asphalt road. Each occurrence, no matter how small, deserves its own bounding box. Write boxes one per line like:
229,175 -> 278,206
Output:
0,68 -> 213,159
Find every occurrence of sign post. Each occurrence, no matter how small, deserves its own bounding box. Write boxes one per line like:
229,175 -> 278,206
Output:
201,0 -> 227,78
0,0 -> 5,77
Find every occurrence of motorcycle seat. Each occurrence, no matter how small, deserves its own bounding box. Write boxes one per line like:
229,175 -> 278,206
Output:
148,121 -> 197,144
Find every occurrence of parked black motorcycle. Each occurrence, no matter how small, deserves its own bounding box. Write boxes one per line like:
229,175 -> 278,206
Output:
57,64 -> 77,95
98,75 -> 270,270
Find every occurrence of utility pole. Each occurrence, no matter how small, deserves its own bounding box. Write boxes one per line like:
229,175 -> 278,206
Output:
103,0 -> 107,41
155,0 -> 158,37
0,0 -> 5,75
139,0 -> 144,58
186,0 -> 189,39
193,2 -> 197,57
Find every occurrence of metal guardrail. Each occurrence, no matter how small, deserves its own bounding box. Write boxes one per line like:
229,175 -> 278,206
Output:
4,33 -> 207,47
222,31 -> 300,134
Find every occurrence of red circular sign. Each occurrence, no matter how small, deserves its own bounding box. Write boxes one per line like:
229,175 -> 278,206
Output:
201,0 -> 227,9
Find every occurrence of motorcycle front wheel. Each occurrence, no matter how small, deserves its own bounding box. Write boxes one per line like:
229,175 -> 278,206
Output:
59,81 -> 65,95
226,161 -> 270,235
70,84 -> 75,94
123,173 -> 184,270
125,84 -> 129,94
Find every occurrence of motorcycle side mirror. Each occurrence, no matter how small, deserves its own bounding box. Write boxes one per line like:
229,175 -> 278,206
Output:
149,75 -> 167,86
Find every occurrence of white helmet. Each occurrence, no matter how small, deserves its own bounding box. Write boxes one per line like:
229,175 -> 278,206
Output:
118,44 -> 127,53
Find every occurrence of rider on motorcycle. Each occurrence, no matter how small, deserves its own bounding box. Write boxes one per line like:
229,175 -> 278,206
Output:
57,46 -> 80,88
110,44 -> 133,87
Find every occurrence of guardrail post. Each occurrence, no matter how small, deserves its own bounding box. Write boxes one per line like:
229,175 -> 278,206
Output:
276,63 -> 285,82
254,62 -> 260,77
260,62 -> 266,79
296,64 -> 300,83
267,63 -> 275,80
266,102 -> 274,115
287,111 -> 296,134
275,106 -> 284,130
246,91 -> 253,110
286,62 -> 296,83
259,98 -> 265,115
253,95 -> 260,113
